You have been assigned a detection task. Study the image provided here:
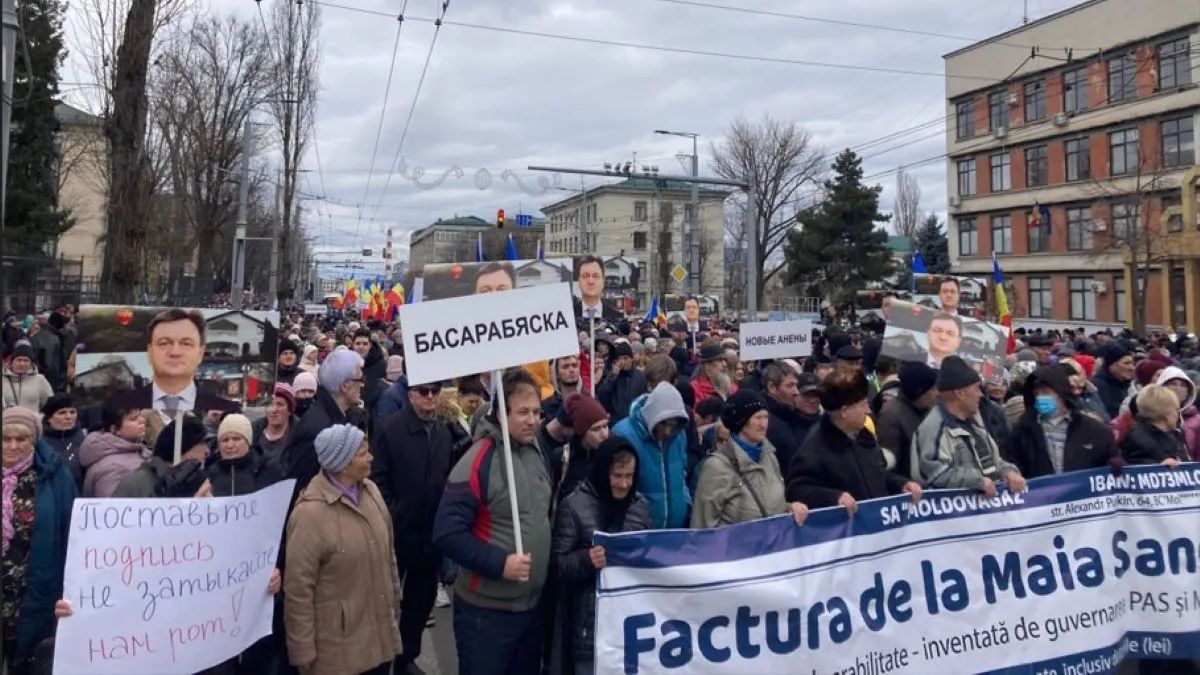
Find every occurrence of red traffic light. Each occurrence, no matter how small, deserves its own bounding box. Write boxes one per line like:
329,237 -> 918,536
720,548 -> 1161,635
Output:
497,209 -> 505,228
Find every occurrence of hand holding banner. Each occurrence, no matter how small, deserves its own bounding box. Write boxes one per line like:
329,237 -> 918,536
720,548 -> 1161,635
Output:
53,481 -> 294,674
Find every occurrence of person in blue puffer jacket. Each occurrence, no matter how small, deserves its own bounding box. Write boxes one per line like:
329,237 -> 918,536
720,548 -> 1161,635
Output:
612,382 -> 691,529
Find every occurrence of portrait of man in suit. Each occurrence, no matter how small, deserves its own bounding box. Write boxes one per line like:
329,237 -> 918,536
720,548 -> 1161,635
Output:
573,255 -> 622,321
106,307 -> 240,414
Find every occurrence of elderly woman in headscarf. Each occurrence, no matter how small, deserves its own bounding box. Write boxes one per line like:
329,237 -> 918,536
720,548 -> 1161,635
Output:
284,423 -> 401,675
1,406 -> 76,673
298,344 -> 320,377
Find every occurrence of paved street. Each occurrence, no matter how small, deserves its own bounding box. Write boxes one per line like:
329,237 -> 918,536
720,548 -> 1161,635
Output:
414,599 -> 456,675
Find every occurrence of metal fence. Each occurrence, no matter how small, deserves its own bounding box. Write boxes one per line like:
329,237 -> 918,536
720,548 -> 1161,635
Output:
0,255 -> 90,314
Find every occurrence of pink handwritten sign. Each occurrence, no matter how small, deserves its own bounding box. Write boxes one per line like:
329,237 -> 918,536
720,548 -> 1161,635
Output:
53,481 -> 293,674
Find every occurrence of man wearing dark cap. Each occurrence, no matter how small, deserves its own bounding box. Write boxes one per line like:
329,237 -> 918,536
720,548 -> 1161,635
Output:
1092,342 -> 1135,419
876,361 -> 938,480
914,356 -> 1027,496
277,338 -> 301,385
1025,333 -> 1054,365
597,342 -> 646,424
690,342 -> 735,406
835,345 -> 863,375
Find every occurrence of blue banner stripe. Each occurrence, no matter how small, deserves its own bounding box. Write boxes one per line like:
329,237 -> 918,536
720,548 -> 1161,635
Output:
599,504 -> 1200,595
596,466 -> 1200,570
978,631 -> 1200,675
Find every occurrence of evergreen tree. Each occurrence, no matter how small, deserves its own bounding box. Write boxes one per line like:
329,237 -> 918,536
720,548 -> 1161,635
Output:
785,149 -> 893,302
4,0 -> 73,255
914,212 -> 950,274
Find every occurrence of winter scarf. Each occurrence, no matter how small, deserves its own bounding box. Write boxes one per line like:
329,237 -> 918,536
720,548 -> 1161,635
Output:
2,452 -> 34,552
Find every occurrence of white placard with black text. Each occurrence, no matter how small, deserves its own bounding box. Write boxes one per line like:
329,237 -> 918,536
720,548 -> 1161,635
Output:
399,282 -> 579,385
739,319 -> 813,361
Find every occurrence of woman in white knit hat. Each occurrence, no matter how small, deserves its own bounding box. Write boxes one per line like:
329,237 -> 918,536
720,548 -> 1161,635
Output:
284,424 -> 401,675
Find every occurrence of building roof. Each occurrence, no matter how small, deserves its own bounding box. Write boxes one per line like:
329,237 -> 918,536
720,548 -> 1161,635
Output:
540,176 -> 733,213
941,0 -> 1106,59
54,102 -> 102,126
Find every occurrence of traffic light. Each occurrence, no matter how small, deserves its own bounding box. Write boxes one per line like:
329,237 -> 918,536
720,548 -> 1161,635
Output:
497,209 -> 505,228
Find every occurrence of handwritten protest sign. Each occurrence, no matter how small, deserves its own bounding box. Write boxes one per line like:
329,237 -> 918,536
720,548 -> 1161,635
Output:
739,319 -> 813,361
54,481 -> 294,674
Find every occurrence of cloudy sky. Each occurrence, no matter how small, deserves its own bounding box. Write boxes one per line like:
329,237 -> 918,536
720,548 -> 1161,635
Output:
63,0 -> 1085,273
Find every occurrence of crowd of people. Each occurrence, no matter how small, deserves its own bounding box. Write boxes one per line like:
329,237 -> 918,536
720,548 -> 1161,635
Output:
1,303 -> 1198,674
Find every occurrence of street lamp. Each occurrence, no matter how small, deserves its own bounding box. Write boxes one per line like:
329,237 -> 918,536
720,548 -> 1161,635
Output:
654,130 -> 700,295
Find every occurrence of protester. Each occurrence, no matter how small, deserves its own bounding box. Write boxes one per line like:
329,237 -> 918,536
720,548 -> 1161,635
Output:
868,354 -> 901,416
1120,385 -> 1191,466
543,355 -> 585,422
111,416 -> 211,498
1092,343 -> 1135,419
375,358 -> 411,426
293,372 -> 318,418
456,377 -> 488,422
298,344 -> 320,376
1058,357 -> 1110,422
1,406 -> 76,673
28,314 -> 67,393
433,369 -> 552,675
596,343 -> 646,424
556,393 -> 611,500
39,395 -> 83,489
285,424 -> 401,675
551,437 -> 651,675
787,371 -> 922,512
1155,366 -> 1200,459
2,344 -> 53,412
285,348 -> 364,490
612,382 -> 691,529
691,342 -> 735,404
1007,365 -> 1121,479
371,379 -> 454,675
914,356 -> 1027,496
79,407 -> 149,498
761,363 -> 817,474
692,391 -> 809,528
277,339 -> 300,385
247,384 -> 295,472
354,328 -> 388,420
876,362 -> 937,478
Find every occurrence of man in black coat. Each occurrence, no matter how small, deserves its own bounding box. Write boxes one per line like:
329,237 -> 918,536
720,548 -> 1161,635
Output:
876,362 -> 937,480
283,348 -> 364,491
597,342 -> 646,424
762,363 -> 819,474
371,381 -> 454,675
353,328 -> 388,426
1008,364 -> 1121,478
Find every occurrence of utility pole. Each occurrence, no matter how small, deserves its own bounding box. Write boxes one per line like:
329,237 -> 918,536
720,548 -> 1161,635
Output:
1,0 -> 17,236
268,168 -> 281,308
230,119 -> 251,311
655,130 -> 701,295
746,185 -> 758,319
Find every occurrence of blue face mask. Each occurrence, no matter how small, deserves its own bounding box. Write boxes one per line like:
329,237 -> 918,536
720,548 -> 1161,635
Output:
1034,394 -> 1058,416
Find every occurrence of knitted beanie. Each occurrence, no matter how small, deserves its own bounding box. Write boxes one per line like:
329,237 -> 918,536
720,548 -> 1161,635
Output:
937,356 -> 982,392
565,394 -> 608,436
315,424 -> 365,473
3,406 -> 41,443
217,413 -> 253,444
294,372 -> 318,394
720,390 -> 768,433
273,383 -> 296,413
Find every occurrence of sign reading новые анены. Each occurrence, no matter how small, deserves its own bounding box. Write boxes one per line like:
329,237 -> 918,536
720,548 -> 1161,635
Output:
399,281 -> 579,385
738,319 -> 813,361
53,481 -> 294,675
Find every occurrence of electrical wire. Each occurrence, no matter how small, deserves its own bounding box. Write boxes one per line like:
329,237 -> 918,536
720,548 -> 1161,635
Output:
359,0 -> 412,206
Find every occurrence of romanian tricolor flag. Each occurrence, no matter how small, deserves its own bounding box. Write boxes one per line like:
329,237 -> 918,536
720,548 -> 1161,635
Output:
343,279 -> 358,308
993,253 -> 1016,354
331,294 -> 345,310
385,283 -> 405,320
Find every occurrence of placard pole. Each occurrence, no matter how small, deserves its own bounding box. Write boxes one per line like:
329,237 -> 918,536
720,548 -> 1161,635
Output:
494,368 -> 524,555
172,409 -> 184,465
589,317 -> 596,397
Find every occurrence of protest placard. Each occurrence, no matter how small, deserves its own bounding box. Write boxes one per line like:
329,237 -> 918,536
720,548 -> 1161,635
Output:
399,281 -> 579,386
739,320 -> 814,361
594,466 -> 1200,674
880,299 -> 1008,371
53,481 -> 294,675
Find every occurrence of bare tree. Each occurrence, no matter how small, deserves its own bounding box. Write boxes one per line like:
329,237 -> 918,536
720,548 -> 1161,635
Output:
151,15 -> 272,295
711,114 -> 824,306
265,0 -> 321,302
893,168 -> 921,238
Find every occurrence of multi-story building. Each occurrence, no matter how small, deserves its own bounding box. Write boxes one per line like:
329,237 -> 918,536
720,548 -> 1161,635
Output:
53,103 -> 109,280
407,215 -> 544,270
944,0 -> 1197,331
539,177 -> 728,312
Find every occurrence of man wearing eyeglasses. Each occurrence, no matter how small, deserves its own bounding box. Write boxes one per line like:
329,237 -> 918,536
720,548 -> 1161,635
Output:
283,348 -> 366,490
371,379 -> 454,675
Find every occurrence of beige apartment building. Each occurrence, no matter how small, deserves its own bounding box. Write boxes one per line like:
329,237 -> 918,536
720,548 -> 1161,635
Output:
53,103 -> 109,280
944,0 -> 1198,331
407,215 -> 545,271
539,177 -> 728,312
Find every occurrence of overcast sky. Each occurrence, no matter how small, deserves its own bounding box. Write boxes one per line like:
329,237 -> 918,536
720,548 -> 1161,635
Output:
63,0 -> 1086,273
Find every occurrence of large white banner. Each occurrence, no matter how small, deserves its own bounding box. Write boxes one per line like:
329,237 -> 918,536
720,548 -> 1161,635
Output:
54,481 -> 295,675
595,466 -> 1200,674
738,319 -> 813,361
399,281 -> 579,385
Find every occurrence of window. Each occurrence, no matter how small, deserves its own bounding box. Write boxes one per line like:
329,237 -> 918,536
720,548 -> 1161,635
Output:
1028,277 -> 1052,318
1109,128 -> 1139,175
991,215 -> 1012,254
958,218 -> 978,256
1067,207 -> 1093,250
1162,116 -> 1195,168
1027,211 -> 1050,252
586,203 -> 598,223
1107,53 -> 1136,102
956,99 -> 975,138
633,201 -> 647,221
632,231 -> 647,250
989,152 -> 1011,192
957,158 -> 977,196
1114,276 -> 1126,323
1165,195 -> 1183,232
637,262 -> 647,280
659,202 -> 673,221
988,91 -> 1007,131
1112,201 -> 1140,240
683,203 -> 694,222
1062,68 -> 1086,114
1158,37 -> 1192,90
1025,145 -> 1048,187
1069,277 -> 1096,321
1023,80 -> 1046,121
659,231 -> 672,252
1065,137 -> 1090,181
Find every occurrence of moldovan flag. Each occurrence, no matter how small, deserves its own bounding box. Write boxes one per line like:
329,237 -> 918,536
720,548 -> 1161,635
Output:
993,253 -> 1016,354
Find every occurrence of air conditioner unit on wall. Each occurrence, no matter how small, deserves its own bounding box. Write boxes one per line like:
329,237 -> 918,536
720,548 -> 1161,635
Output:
1052,113 -> 1069,127
949,196 -> 962,207
1091,219 -> 1108,232
1091,281 -> 1108,294
992,127 -> 1007,140
1007,92 -> 1019,106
